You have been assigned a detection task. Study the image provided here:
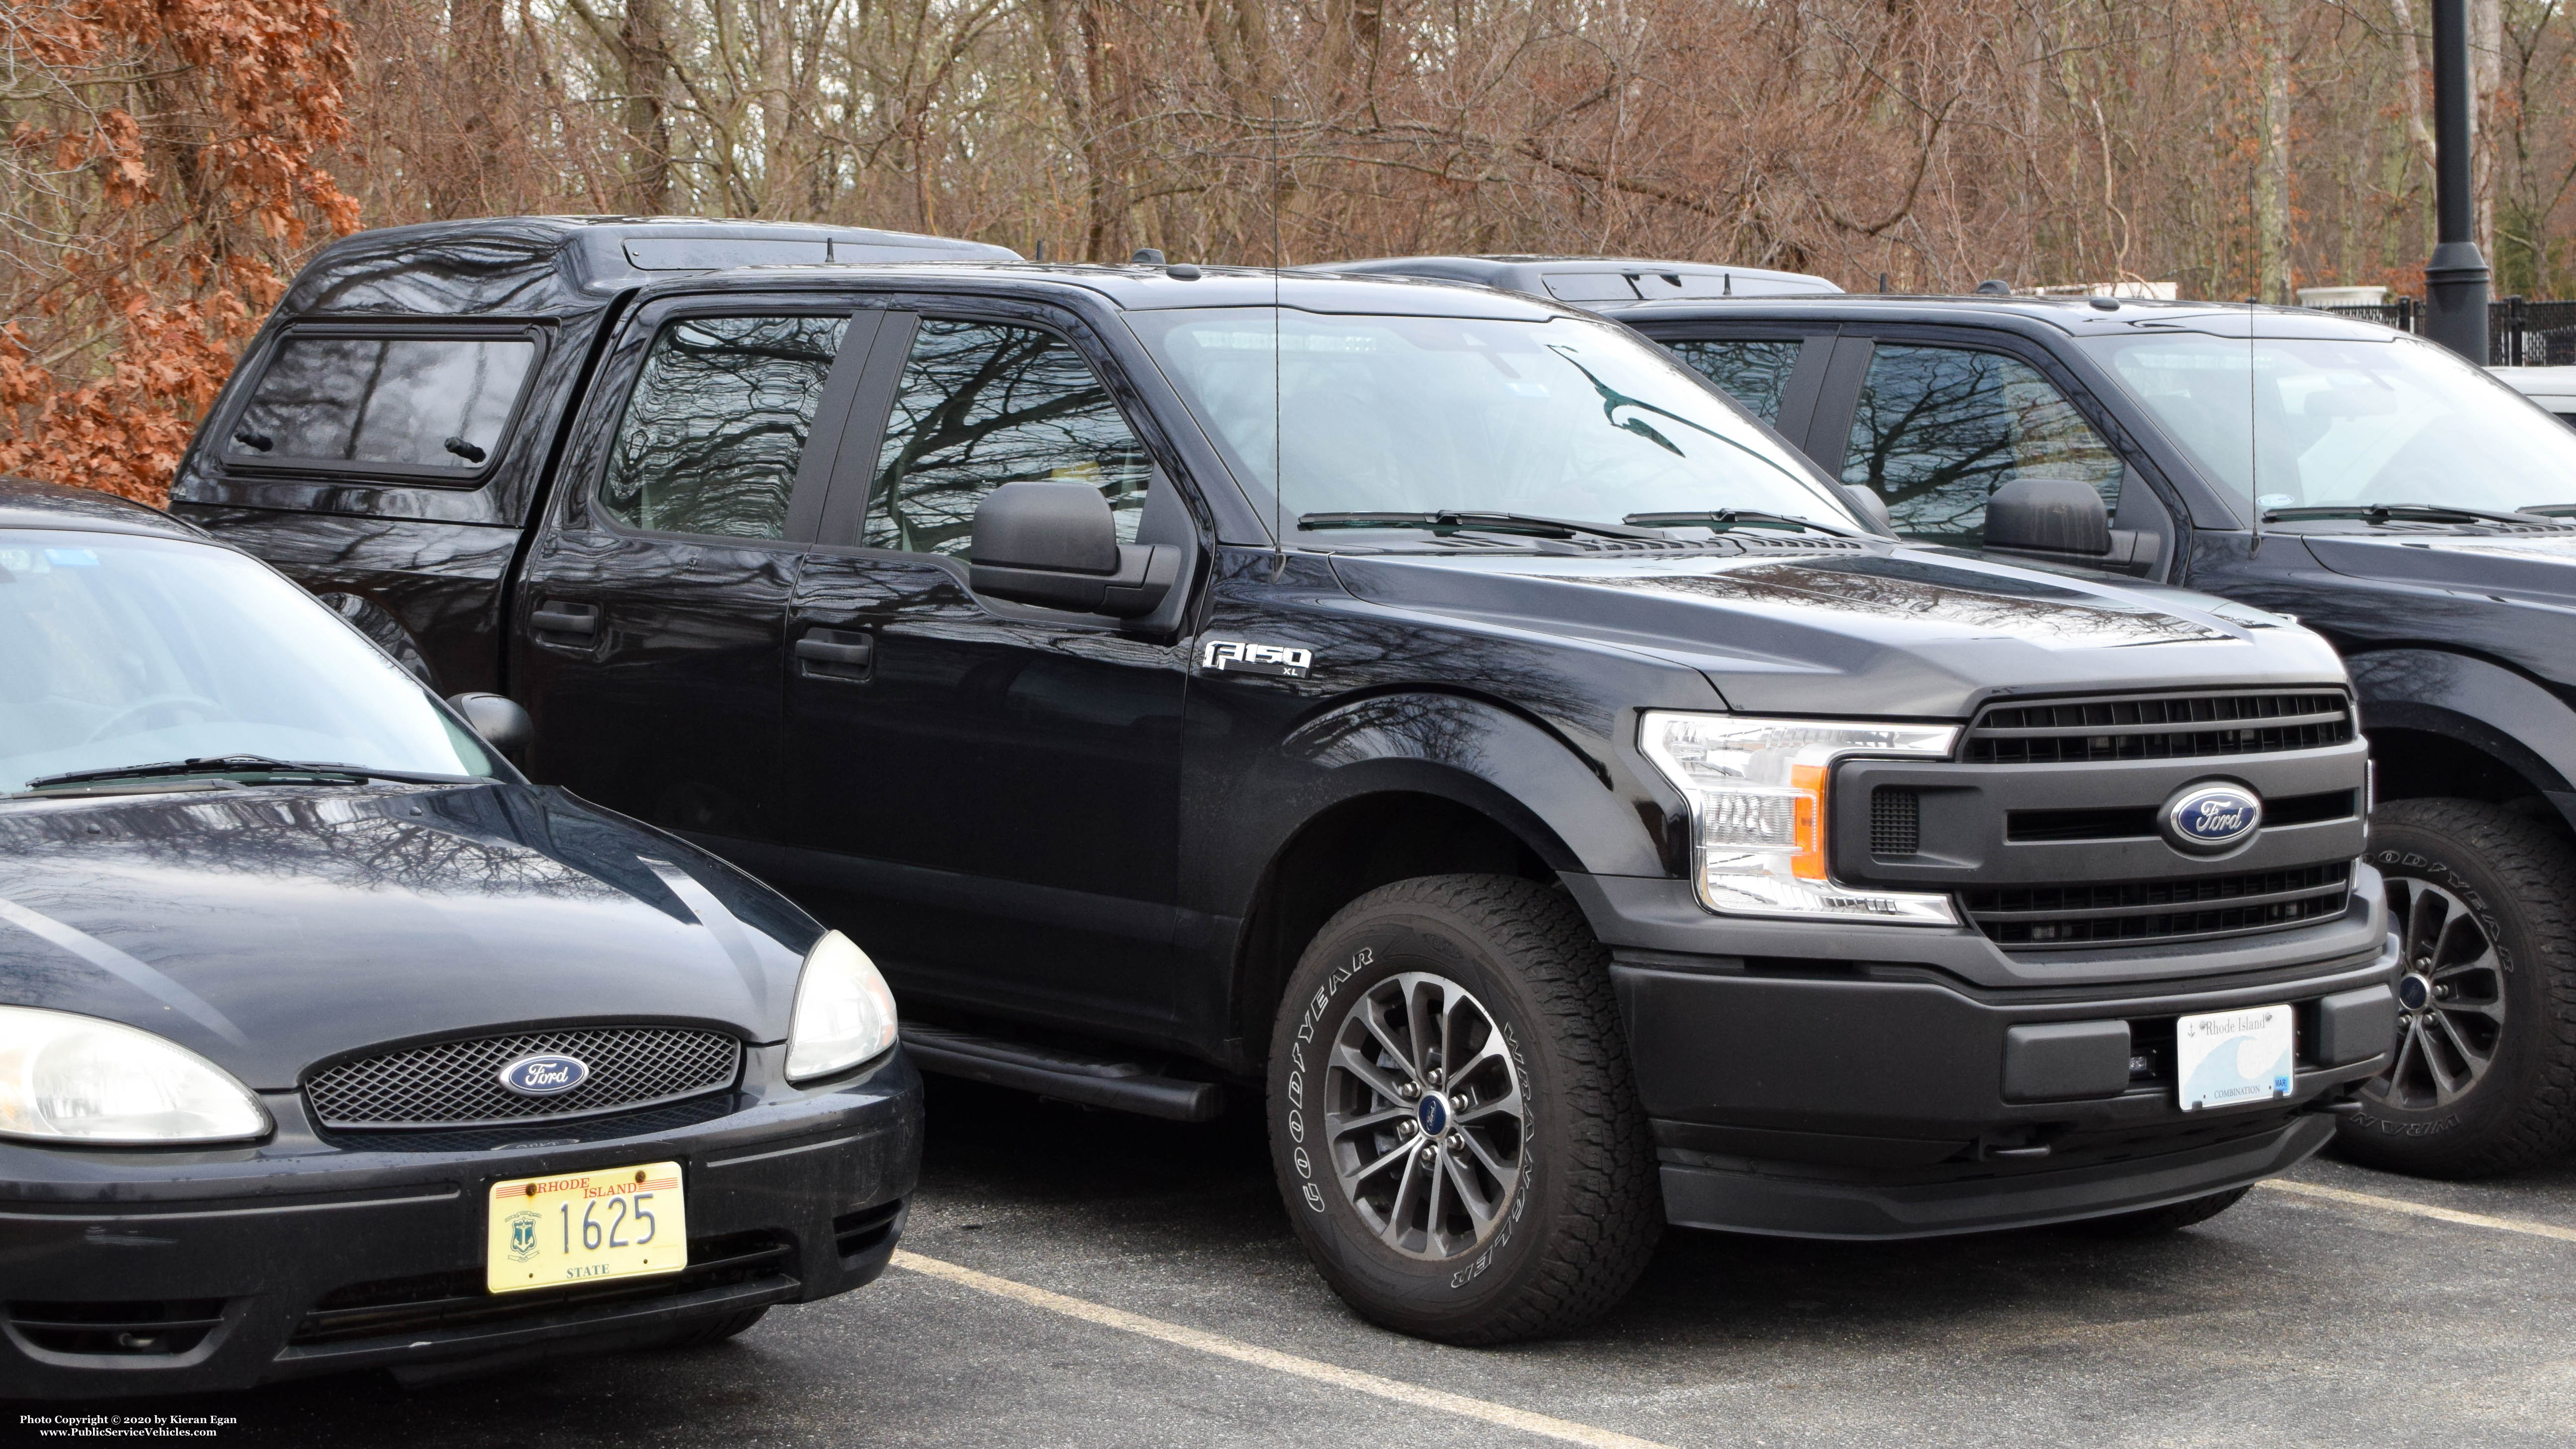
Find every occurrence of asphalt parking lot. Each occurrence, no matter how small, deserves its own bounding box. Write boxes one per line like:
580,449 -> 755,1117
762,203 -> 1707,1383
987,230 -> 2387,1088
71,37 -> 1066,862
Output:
44,1076 -> 2576,1448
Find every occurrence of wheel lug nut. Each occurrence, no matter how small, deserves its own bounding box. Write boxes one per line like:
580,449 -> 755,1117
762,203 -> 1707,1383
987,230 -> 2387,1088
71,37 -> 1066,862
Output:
1399,1119 -> 1417,1137
1397,1081 -> 1418,1100
1426,1068 -> 1444,1087
1419,1146 -> 1437,1165
1447,1131 -> 1466,1152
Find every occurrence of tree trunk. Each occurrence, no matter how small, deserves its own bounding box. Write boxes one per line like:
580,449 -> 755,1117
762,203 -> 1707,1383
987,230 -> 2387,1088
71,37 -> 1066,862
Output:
618,0 -> 672,215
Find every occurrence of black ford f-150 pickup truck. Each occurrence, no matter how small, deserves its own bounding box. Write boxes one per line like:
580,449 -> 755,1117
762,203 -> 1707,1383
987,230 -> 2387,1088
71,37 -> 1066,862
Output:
174,218 -> 2400,1343
1332,255 -> 2576,1182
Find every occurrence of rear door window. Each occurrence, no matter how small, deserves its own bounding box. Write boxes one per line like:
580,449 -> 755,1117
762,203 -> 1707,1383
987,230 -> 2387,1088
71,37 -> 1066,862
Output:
1840,343 -> 2123,547
225,332 -> 537,476
863,319 -> 1150,557
598,314 -> 852,540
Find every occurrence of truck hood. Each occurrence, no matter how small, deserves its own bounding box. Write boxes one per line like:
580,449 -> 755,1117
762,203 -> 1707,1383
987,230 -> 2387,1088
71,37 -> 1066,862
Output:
0,782 -> 816,1090
1331,543 -> 2349,715
2304,530 -> 2576,605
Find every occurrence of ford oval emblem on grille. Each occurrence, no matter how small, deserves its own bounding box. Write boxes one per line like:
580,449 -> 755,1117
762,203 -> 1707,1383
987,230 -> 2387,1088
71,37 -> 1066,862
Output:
496,1053 -> 589,1097
2161,782 -> 2262,853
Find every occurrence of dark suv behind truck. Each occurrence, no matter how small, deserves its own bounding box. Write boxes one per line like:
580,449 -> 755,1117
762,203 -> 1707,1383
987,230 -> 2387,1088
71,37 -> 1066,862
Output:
1422,272 -> 2575,1182
175,220 -> 2399,1342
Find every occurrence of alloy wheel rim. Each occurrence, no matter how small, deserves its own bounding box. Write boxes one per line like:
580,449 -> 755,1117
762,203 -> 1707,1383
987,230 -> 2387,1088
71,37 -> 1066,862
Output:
2365,873 -> 2509,1111
1319,970 -> 1526,1262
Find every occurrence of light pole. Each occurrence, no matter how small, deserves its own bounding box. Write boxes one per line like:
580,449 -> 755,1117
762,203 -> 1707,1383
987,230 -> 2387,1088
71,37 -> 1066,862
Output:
2424,0 -> 2490,361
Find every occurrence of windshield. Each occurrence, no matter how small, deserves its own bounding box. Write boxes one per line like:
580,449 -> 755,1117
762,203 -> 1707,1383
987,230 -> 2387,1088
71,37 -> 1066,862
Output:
1129,309 -> 1860,537
0,532 -> 495,793
2078,331 -> 2576,517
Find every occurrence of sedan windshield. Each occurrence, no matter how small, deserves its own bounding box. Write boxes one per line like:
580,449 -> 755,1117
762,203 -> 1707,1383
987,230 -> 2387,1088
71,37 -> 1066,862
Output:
0,531 -> 495,794
1130,308 -> 1861,538
2078,331 -> 2576,518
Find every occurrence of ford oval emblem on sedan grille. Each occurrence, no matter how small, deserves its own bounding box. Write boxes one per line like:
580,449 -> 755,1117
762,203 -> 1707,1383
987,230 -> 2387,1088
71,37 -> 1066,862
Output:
2161,782 -> 2262,853
496,1053 -> 589,1096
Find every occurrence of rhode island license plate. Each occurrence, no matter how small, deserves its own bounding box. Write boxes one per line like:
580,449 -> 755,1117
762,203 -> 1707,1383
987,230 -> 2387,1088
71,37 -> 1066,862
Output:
486,1160 -> 687,1294
2175,1004 -> 2295,1112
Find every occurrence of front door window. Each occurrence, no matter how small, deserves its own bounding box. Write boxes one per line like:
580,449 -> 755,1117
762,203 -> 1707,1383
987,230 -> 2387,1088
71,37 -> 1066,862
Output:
1840,344 -> 2122,547
866,320 -> 1151,556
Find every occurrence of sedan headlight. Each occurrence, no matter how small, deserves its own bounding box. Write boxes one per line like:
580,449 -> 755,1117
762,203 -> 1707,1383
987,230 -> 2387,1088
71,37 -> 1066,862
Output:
0,1006 -> 269,1144
1639,712 -> 1961,925
785,930 -> 899,1082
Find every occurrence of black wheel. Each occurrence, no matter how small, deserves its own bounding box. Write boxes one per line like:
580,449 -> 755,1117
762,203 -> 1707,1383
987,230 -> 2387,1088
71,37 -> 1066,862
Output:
2337,797 -> 2576,1177
1267,874 -> 1660,1344
2070,1185 -> 2250,1237
648,1306 -> 768,1350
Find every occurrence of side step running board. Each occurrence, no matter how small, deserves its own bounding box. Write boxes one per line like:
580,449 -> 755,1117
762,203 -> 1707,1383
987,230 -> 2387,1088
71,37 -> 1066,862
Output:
899,1023 -> 1224,1122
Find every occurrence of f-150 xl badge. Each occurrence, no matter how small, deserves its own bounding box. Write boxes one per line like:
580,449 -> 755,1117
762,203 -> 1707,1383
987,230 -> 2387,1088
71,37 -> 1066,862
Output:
1201,640 -> 1312,678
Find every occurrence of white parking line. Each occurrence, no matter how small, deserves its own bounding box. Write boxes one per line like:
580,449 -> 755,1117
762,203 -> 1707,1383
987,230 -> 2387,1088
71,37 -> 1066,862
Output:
2259,1178 -> 2576,1243
890,1250 -> 1675,1449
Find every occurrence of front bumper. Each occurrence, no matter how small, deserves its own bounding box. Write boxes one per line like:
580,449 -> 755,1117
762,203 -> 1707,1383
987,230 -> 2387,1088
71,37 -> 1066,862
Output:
0,1046 -> 921,1400
1567,869 -> 2400,1237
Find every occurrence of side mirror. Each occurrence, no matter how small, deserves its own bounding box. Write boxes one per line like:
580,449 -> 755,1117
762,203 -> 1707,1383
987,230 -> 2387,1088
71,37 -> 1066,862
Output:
968,481 -> 1177,618
1837,484 -> 1895,535
446,691 -> 533,762
1983,478 -> 2111,556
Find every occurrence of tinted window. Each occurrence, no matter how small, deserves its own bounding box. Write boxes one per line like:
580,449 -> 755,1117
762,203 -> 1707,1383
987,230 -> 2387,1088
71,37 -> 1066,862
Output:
867,321 -> 1149,557
227,334 -> 535,471
1841,345 -> 2122,547
1666,339 -> 1804,423
599,314 -> 850,539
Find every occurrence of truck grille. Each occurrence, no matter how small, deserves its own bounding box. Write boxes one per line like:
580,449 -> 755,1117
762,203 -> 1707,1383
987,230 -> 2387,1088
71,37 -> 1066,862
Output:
1965,691 -> 2353,765
304,1026 -> 741,1129
1965,861 -> 2354,948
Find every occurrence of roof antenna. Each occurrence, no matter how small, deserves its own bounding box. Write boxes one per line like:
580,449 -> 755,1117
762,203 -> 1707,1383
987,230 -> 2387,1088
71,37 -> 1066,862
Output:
825,237 -> 835,263
1722,272 -> 1732,297
1035,239 -> 1048,262
1879,272 -> 1890,294
1270,89 -> 1286,574
2248,293 -> 2265,557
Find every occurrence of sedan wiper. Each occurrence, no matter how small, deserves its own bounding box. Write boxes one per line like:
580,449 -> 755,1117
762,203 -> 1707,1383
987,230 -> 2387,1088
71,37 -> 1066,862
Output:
2262,503 -> 2576,530
1624,509 -> 1858,538
1298,511 -> 1667,541
20,756 -> 451,792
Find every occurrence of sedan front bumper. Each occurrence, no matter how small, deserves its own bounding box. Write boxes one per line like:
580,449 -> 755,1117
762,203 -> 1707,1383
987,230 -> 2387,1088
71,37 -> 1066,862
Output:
0,1046 -> 920,1399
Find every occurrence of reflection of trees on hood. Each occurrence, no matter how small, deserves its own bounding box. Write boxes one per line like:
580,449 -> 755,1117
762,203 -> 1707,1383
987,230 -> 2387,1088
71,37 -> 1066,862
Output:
0,787 -> 627,901
1561,558 -> 2224,648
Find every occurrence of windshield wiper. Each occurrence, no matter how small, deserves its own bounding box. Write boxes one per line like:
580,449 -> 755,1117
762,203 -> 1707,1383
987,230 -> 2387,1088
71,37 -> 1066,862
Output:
1624,509 -> 1857,538
2262,503 -> 2576,530
1298,511 -> 1668,541
20,756 -> 455,793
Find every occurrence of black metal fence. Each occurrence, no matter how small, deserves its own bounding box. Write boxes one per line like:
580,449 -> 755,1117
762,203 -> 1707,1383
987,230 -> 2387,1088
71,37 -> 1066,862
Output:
2313,295 -> 2576,366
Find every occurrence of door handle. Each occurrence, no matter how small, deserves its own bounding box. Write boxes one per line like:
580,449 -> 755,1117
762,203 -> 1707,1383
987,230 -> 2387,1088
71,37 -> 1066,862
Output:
795,628 -> 873,680
529,601 -> 600,639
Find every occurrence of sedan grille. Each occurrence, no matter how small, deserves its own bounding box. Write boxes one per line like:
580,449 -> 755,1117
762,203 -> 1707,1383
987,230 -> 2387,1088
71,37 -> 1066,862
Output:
1965,691 -> 2353,765
304,1026 -> 741,1130
1964,861 -> 2354,948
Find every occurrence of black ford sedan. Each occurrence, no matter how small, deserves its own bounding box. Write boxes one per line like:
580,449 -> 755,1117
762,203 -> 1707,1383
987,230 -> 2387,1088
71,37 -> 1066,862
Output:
0,478 -> 920,1398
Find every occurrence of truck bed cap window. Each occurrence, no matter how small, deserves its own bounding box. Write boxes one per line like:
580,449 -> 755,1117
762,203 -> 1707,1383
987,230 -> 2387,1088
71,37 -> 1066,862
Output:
225,334 -> 536,475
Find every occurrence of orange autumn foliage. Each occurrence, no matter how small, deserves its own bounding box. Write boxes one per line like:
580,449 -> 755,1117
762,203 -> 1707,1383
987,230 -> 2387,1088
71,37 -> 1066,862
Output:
0,0 -> 361,504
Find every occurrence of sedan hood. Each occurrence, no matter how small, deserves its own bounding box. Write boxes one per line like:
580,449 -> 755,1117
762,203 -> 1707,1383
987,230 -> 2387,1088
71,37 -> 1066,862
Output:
1332,542 -> 2348,715
0,782 -> 818,1089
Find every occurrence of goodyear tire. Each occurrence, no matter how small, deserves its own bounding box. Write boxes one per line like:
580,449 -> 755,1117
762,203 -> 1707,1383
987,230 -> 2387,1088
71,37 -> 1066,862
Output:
1267,874 -> 1659,1344
2336,798 -> 2576,1177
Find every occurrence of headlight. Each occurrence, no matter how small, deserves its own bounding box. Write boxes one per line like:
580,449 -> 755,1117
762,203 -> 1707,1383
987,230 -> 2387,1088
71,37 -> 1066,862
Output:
1639,712 -> 1961,924
0,1006 -> 269,1144
785,930 -> 899,1082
